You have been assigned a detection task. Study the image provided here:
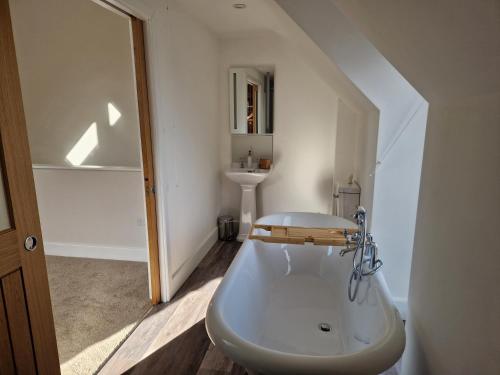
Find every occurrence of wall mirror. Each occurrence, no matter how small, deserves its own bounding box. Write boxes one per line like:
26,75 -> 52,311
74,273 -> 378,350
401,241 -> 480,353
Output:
229,67 -> 274,134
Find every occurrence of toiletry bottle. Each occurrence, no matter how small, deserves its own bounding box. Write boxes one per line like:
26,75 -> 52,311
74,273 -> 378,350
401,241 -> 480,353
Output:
247,149 -> 253,168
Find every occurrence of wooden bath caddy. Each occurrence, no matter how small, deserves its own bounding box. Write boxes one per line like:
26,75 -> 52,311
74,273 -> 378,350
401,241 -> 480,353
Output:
248,224 -> 357,246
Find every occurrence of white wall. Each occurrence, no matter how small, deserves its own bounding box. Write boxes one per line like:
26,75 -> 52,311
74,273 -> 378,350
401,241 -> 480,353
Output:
333,99 -> 378,218
220,33 -> 342,219
277,0 -> 428,316
334,99 -> 361,186
10,0 -> 142,168
142,1 -> 221,299
403,94 -> 500,375
328,1 -> 500,373
356,110 -> 379,216
370,102 -> 427,312
33,168 -> 148,262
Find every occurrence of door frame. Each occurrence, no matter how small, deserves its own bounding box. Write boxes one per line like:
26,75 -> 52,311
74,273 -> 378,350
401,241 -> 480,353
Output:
130,14 -> 161,305
92,0 -> 162,304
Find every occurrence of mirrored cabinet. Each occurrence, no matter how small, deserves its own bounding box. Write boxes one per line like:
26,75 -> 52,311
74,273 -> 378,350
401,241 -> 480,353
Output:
229,67 -> 274,135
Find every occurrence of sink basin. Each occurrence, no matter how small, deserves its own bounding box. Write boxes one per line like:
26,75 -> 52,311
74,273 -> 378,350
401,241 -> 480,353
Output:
224,168 -> 270,186
225,167 -> 271,241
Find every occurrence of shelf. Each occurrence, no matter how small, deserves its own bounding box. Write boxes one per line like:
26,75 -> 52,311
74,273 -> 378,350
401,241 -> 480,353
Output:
249,224 -> 357,246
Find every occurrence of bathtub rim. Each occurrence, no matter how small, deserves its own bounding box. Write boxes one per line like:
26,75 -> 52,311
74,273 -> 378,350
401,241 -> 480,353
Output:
253,211 -> 358,228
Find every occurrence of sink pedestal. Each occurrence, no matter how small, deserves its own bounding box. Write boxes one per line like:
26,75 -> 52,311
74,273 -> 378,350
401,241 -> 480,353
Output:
224,168 -> 270,242
238,184 -> 257,242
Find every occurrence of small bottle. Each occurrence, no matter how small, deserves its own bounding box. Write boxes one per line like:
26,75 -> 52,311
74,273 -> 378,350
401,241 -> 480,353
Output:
247,149 -> 253,168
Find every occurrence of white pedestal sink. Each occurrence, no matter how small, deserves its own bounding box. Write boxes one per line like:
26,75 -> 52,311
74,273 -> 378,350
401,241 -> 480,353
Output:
225,168 -> 271,242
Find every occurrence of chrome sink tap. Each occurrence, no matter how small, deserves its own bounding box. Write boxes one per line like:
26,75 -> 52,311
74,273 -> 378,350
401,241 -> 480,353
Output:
340,207 -> 383,301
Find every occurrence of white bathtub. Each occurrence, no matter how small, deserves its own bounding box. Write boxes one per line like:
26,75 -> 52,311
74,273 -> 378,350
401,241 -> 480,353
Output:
206,212 -> 405,374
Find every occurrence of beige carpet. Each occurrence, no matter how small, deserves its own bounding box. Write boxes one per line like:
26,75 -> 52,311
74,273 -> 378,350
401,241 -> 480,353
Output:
46,256 -> 151,375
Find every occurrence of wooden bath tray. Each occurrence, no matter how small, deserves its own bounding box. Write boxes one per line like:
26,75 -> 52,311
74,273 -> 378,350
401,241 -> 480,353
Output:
248,224 -> 357,246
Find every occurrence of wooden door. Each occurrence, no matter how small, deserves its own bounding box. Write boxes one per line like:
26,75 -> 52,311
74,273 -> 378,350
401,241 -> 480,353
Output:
0,0 -> 60,373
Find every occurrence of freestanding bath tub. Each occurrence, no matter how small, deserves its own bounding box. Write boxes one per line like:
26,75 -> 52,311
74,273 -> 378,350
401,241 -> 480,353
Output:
206,212 -> 405,375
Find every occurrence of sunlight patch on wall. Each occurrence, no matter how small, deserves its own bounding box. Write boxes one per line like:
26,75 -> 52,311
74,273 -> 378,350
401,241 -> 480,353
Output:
66,123 -> 98,166
107,102 -> 122,126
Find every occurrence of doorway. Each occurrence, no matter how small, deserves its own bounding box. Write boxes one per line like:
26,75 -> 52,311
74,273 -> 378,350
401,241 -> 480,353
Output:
8,0 -> 160,373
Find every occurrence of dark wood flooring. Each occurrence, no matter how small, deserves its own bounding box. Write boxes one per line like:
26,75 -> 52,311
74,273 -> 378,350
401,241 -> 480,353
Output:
98,241 -> 244,375
99,240 -> 401,375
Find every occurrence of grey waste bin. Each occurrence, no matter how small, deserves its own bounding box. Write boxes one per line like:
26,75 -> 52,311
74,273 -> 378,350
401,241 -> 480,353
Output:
217,215 -> 235,241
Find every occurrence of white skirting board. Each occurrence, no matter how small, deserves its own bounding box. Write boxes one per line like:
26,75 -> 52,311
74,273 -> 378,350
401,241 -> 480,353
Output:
43,241 -> 148,262
168,227 -> 219,299
393,297 -> 408,320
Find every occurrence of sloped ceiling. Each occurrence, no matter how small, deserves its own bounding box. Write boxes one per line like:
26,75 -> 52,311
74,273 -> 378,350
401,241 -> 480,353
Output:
334,0 -> 500,102
276,0 -> 424,158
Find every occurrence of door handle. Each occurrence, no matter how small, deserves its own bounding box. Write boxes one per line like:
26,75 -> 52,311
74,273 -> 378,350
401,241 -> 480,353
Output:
24,235 -> 38,252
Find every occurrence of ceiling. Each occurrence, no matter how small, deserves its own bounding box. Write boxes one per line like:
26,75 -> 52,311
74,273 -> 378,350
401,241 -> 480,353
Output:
173,0 -> 376,112
174,0 -> 288,38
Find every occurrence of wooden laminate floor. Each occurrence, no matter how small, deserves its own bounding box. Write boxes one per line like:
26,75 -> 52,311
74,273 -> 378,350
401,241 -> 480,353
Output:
99,240 -> 401,375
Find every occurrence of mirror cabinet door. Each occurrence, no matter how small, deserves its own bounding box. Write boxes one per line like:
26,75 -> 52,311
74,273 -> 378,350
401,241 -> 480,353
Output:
229,68 -> 247,134
229,67 -> 270,135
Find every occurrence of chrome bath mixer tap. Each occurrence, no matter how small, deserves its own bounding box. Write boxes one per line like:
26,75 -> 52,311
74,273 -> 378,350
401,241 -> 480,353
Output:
340,207 -> 383,302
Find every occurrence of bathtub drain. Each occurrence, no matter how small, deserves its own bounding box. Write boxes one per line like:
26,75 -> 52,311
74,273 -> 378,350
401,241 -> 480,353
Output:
318,323 -> 332,333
